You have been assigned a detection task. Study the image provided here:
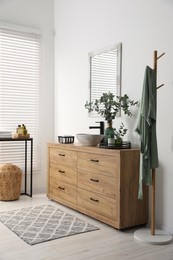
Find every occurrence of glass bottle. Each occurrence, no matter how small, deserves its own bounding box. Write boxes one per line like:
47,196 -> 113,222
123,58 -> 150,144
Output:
104,121 -> 115,146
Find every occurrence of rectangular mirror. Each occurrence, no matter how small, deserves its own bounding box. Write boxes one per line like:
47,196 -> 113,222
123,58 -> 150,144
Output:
88,42 -> 122,116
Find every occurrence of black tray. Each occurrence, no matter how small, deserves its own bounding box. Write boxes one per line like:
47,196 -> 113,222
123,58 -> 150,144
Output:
98,141 -> 131,149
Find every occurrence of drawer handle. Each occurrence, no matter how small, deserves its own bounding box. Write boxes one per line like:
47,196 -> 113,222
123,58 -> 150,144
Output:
90,178 -> 99,182
58,153 -> 65,157
58,186 -> 65,190
59,170 -> 65,174
90,197 -> 99,203
90,159 -> 99,163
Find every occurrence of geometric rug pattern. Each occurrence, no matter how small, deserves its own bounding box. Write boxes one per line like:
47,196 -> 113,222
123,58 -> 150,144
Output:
0,204 -> 99,245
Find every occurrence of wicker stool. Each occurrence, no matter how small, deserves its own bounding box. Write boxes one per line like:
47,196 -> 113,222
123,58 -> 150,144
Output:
0,163 -> 22,201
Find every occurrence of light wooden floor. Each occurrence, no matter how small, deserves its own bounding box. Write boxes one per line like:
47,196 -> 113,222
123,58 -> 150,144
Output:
0,194 -> 173,260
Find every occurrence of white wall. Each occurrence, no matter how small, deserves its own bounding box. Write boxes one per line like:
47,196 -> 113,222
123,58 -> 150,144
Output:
0,0 -> 55,193
54,0 -> 173,233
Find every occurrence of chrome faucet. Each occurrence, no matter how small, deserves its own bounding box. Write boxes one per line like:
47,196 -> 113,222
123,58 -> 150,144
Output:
89,121 -> 105,135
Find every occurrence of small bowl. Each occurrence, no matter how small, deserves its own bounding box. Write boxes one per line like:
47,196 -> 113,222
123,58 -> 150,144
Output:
58,136 -> 74,144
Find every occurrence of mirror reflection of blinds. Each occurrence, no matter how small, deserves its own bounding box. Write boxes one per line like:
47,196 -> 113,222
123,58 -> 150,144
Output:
0,25 -> 41,173
91,49 -> 117,102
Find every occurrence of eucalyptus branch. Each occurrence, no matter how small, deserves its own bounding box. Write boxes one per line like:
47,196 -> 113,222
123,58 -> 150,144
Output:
85,92 -> 138,121
114,122 -> 128,140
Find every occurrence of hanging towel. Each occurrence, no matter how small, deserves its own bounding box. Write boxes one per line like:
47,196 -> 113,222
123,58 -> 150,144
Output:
135,66 -> 159,199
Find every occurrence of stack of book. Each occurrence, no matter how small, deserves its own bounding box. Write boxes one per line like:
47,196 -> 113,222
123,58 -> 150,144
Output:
0,131 -> 12,138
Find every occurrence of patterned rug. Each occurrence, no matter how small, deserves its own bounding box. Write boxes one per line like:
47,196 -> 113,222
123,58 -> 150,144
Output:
0,204 -> 99,245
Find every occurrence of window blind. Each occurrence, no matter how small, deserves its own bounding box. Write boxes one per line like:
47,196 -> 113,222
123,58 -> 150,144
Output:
0,25 -> 41,173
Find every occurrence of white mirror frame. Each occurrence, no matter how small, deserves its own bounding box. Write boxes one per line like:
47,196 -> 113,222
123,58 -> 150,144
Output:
88,42 -> 122,117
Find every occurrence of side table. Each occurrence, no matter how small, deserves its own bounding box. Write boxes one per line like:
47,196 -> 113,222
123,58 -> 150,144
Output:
0,138 -> 33,197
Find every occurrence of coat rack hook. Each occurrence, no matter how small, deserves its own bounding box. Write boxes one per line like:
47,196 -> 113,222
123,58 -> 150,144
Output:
157,52 -> 165,60
157,83 -> 164,90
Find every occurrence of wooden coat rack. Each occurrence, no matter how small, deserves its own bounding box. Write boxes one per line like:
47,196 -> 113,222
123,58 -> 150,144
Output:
134,51 -> 172,244
151,50 -> 165,235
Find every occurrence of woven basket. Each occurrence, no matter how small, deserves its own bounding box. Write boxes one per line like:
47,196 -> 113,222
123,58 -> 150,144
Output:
0,163 -> 22,201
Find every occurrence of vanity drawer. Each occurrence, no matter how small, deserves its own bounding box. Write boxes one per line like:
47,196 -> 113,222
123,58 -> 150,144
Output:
49,148 -> 77,168
50,165 -> 77,186
78,152 -> 118,177
49,180 -> 77,204
78,170 -> 117,199
78,188 -> 117,220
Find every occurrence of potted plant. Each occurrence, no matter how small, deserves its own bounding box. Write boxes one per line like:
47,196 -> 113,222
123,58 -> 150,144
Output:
114,122 -> 128,145
85,92 -> 138,144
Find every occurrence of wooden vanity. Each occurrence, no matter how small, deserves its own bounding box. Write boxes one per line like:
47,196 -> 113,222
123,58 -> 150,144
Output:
47,143 -> 148,229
